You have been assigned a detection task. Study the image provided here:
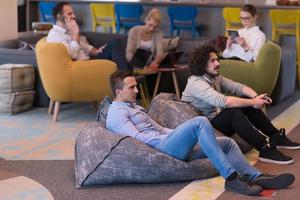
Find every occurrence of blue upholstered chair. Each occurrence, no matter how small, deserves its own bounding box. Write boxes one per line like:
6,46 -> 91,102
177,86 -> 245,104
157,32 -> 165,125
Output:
167,6 -> 201,39
114,4 -> 143,33
38,2 -> 57,23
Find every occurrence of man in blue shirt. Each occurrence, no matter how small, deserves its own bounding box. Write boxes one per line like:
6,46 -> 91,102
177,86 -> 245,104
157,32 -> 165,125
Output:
106,70 -> 294,195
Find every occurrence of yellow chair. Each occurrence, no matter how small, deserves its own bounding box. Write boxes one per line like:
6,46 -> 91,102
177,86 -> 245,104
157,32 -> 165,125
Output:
269,9 -> 298,43
90,3 -> 116,33
222,7 -> 243,36
35,38 -> 117,122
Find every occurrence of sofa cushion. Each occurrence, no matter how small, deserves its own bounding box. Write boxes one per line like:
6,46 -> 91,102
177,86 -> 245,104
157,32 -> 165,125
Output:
75,122 -> 217,187
0,90 -> 35,114
0,64 -> 35,93
96,96 -> 112,124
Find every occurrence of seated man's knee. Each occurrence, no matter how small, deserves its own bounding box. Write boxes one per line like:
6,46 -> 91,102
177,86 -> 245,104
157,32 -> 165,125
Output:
190,116 -> 211,129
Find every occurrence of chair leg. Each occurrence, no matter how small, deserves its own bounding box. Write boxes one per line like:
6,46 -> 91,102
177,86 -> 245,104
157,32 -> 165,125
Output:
138,79 -> 151,108
48,99 -> 54,115
153,72 -> 162,97
139,84 -> 147,108
171,71 -> 180,98
52,101 -> 61,122
143,79 -> 151,107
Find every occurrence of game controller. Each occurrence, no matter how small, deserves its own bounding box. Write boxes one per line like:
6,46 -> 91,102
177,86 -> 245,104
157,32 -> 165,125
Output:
262,96 -> 271,103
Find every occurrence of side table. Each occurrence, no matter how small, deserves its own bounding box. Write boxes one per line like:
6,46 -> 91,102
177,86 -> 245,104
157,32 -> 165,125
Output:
153,65 -> 189,99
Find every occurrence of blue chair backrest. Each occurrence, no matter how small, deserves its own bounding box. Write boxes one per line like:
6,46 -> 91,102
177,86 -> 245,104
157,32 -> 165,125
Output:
38,2 -> 57,23
168,6 -> 198,21
114,4 -> 143,22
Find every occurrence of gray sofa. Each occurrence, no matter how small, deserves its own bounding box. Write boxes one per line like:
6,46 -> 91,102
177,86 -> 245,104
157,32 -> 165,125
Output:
271,46 -> 296,104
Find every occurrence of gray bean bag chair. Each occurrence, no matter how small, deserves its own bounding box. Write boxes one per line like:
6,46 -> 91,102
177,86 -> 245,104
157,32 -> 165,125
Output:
75,93 -> 252,187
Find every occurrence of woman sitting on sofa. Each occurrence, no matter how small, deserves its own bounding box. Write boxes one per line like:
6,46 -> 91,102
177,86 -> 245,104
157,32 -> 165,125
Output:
222,4 -> 265,62
126,8 -> 164,69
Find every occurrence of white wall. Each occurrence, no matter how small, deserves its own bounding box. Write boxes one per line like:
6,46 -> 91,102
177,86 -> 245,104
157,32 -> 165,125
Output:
0,0 -> 17,41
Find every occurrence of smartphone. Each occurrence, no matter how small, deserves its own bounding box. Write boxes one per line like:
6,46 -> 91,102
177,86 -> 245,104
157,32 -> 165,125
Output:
57,14 -> 66,23
227,29 -> 239,41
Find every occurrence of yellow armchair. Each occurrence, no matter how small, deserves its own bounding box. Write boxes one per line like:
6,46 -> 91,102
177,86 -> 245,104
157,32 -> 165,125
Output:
35,38 -> 117,122
220,41 -> 281,96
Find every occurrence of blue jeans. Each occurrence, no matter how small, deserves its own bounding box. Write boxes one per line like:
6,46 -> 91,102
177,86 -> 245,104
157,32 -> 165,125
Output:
158,116 -> 261,180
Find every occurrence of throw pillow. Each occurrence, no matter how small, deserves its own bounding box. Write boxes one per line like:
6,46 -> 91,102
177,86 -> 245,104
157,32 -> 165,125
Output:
162,37 -> 180,52
96,96 -> 112,124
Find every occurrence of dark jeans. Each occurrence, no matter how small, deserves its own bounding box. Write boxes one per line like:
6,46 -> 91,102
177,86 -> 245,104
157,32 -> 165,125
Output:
91,39 -> 132,71
210,107 -> 279,151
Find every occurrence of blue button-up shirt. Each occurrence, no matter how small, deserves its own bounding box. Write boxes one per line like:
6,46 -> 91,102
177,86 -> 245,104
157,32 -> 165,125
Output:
106,102 -> 173,149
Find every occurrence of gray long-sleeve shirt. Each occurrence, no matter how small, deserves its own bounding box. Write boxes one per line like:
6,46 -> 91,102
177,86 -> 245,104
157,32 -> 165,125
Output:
182,75 -> 245,120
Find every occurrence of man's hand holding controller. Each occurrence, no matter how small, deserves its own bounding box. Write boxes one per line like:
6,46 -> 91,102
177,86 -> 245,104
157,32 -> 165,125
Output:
255,93 -> 272,104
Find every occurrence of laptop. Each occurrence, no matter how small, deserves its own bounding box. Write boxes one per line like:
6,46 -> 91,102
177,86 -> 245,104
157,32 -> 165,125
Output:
129,48 -> 152,69
158,51 -> 183,68
130,48 -> 183,68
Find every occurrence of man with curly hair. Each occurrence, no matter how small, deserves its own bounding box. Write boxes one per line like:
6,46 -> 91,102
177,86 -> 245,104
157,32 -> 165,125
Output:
182,43 -> 300,165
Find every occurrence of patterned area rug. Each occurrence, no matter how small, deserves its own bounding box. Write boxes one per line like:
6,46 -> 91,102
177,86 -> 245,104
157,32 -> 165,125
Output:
0,103 -> 95,160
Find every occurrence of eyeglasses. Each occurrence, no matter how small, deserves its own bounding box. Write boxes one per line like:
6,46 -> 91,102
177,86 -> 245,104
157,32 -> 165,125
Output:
240,16 -> 251,21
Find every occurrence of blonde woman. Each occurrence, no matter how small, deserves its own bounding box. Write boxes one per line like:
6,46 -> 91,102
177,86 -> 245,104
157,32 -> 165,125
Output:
126,8 -> 164,69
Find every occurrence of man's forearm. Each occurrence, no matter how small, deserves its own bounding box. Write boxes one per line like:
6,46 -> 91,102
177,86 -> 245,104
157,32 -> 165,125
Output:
71,32 -> 80,43
241,85 -> 257,99
225,96 -> 256,108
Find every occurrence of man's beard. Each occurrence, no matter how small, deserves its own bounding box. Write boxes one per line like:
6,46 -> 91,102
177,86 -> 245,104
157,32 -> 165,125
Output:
205,70 -> 219,78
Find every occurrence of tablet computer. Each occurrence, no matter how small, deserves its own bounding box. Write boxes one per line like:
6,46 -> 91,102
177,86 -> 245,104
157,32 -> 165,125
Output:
227,29 -> 239,40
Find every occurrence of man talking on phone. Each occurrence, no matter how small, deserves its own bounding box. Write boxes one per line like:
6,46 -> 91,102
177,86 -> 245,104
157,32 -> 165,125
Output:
47,2 -> 131,70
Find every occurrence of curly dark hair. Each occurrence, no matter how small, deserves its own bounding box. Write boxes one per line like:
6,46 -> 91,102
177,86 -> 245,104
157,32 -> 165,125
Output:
189,43 -> 219,76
